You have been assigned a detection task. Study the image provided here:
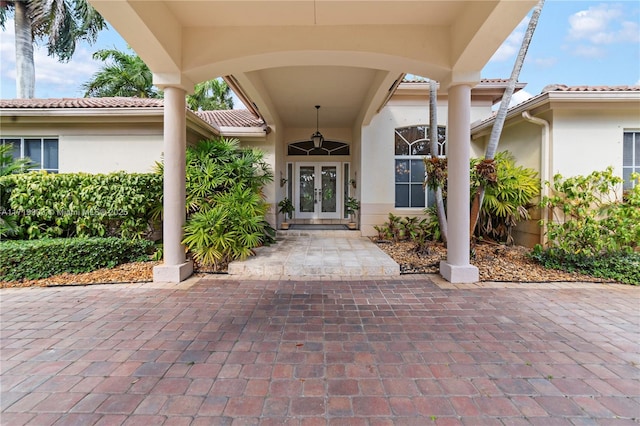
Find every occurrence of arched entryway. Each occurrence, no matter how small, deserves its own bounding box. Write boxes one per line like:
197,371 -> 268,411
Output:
89,0 -> 537,283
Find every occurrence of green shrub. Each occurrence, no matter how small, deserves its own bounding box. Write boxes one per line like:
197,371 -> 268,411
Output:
182,185 -> 268,268
531,247 -> 640,285
0,237 -> 154,281
156,137 -> 274,269
532,169 -> 640,284
471,151 -> 540,244
541,168 -> 639,255
0,171 -> 162,240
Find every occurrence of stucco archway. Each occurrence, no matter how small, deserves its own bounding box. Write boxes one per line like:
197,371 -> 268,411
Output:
89,0 -> 537,283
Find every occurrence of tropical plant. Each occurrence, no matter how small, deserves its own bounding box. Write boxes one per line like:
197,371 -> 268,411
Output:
82,48 -> 160,98
531,169 -> 640,285
539,167 -> 638,256
182,185 -> 268,269
0,143 -> 33,176
471,151 -> 539,244
277,197 -> 294,222
187,78 -> 233,111
156,137 -> 273,269
0,0 -> 106,98
345,196 -> 360,222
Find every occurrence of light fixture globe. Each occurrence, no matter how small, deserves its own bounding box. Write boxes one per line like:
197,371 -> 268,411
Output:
311,105 -> 324,149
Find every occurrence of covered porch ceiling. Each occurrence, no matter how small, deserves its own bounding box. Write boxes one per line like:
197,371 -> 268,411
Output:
89,0 -> 536,130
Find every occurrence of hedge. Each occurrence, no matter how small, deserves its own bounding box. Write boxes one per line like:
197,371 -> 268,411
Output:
0,171 -> 162,240
0,237 -> 154,281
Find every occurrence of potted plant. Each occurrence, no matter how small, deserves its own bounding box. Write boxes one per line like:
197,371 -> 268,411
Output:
345,196 -> 360,230
277,197 -> 294,230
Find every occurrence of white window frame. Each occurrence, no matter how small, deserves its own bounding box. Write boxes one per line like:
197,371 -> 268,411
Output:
623,130 -> 639,191
1,137 -> 59,173
394,125 -> 446,208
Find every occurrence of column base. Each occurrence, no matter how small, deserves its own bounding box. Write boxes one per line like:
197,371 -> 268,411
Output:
439,261 -> 479,284
153,261 -> 194,283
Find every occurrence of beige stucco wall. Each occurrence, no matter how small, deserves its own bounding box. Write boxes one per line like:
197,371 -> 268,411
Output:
550,108 -> 636,179
60,135 -> 163,173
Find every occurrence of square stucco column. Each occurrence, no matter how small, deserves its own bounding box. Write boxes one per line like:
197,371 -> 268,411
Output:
153,86 -> 193,283
440,83 -> 479,283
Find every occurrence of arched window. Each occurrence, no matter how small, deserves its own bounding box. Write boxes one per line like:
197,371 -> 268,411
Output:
287,140 -> 350,156
394,125 -> 446,208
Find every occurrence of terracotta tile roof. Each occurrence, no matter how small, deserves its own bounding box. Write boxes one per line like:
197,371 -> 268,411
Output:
0,97 -> 264,128
196,109 -> 264,127
542,84 -> 640,92
0,97 -> 164,108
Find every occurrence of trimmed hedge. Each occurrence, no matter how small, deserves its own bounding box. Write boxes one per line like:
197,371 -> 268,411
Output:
0,237 -> 154,281
0,171 -> 162,240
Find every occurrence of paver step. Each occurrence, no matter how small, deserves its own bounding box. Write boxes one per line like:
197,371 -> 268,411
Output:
227,235 -> 400,276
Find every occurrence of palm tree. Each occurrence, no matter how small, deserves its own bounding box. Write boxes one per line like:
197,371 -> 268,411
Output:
84,48 -> 234,110
0,0 -> 106,98
187,78 -> 234,111
470,0 -> 545,235
427,79 -> 448,244
82,48 -> 160,98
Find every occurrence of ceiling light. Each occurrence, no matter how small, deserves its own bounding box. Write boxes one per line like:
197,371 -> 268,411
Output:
311,105 -> 324,149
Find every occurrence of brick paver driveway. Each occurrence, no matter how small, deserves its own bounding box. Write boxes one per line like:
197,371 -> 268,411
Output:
1,276 -> 639,425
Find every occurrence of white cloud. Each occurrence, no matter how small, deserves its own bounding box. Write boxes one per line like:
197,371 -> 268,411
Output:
1,19 -> 101,98
489,17 -> 528,63
572,44 -> 606,58
567,3 -> 639,45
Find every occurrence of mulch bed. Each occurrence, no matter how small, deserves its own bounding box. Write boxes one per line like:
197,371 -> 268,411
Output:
1,241 -> 616,288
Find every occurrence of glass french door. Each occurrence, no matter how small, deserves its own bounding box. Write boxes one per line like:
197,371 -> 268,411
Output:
295,162 -> 341,219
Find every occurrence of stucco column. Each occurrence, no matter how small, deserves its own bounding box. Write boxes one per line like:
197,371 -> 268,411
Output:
153,86 -> 193,283
439,83 -> 479,283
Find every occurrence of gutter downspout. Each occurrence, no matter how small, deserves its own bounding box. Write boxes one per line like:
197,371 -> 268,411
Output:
522,111 -> 550,246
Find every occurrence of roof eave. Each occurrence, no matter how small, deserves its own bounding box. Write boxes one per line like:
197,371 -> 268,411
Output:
471,90 -> 640,135
219,126 -> 268,140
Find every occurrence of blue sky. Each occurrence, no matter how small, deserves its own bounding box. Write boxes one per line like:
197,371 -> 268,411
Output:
1,0 -> 638,105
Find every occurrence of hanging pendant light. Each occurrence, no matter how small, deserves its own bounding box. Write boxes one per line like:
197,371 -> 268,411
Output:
311,105 -> 324,149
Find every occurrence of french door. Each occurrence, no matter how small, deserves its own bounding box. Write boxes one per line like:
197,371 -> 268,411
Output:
295,162 -> 341,219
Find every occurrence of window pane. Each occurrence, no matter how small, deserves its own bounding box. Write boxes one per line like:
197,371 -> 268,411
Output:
410,184 -> 425,207
395,159 -> 410,182
635,133 -> 640,165
411,139 -> 429,156
394,134 -> 409,155
623,133 -> 633,166
43,139 -> 58,170
25,139 -> 42,167
299,166 -> 315,213
410,159 -> 425,183
623,168 -> 632,191
395,184 -> 409,207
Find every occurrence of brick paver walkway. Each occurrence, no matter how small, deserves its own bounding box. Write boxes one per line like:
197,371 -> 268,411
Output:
1,276 -> 639,425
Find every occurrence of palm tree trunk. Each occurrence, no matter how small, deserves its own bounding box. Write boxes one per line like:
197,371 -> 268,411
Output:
428,79 -> 448,244
14,0 -> 35,98
470,0 -> 545,235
